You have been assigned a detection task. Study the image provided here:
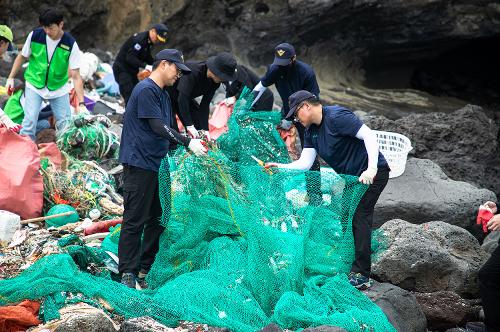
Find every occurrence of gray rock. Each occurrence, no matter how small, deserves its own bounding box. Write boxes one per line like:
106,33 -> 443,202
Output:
119,316 -> 171,332
3,1 -> 499,117
373,158 -> 497,228
414,291 -> 481,331
481,231 -> 500,254
363,281 -> 427,332
53,305 -> 116,332
372,219 -> 490,297
365,105 -> 500,198
302,326 -> 347,332
258,323 -> 283,332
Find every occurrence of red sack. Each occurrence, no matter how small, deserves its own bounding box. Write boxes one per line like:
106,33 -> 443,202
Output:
0,128 -> 43,219
38,142 -> 63,170
209,101 -> 234,140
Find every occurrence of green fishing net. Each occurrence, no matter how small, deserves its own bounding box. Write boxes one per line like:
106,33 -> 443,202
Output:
0,88 -> 395,331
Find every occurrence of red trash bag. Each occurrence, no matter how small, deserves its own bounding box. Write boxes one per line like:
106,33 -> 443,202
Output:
38,142 -> 63,170
0,128 -> 43,219
209,101 -> 234,140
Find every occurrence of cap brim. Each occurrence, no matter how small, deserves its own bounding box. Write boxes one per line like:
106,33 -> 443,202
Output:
272,56 -> 292,66
174,62 -> 191,73
285,107 -> 297,120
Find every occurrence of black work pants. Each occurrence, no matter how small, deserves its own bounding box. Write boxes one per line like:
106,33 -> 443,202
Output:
479,242 -> 500,332
350,167 -> 390,277
295,122 -> 322,206
113,65 -> 138,105
118,164 -> 165,275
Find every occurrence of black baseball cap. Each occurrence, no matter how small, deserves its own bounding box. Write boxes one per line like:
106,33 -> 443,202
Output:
154,49 -> 191,73
152,23 -> 168,43
286,90 -> 317,119
206,52 -> 237,82
273,42 -> 295,66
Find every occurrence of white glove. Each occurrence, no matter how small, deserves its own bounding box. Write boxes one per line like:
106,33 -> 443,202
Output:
186,125 -> 199,138
0,113 -> 21,132
77,104 -> 90,115
5,78 -> 14,95
279,119 -> 293,130
204,130 -> 212,141
225,96 -> 236,106
188,139 -> 208,156
359,167 -> 378,185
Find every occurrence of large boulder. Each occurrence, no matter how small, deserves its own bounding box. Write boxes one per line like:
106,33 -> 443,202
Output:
481,231 -> 500,254
50,303 -> 117,332
414,291 -> 481,331
363,281 -> 427,332
365,105 -> 500,198
2,1 -> 500,114
373,158 -> 496,228
372,219 -> 490,297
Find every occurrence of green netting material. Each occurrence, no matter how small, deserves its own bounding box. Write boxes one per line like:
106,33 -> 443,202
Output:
0,88 -> 395,332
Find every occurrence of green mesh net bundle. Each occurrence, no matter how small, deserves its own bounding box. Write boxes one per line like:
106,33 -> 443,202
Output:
57,113 -> 119,161
0,89 -> 395,331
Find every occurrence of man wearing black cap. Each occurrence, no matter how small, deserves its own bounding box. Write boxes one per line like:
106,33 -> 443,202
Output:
166,52 -> 237,139
266,90 -> 390,290
113,23 -> 169,104
253,42 -> 322,204
118,48 -> 208,289
224,64 -> 274,110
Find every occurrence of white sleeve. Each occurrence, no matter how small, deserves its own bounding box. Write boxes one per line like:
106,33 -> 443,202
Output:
279,148 -> 317,170
355,124 -> 379,169
21,32 -> 33,58
69,42 -> 82,70
250,81 -> 266,107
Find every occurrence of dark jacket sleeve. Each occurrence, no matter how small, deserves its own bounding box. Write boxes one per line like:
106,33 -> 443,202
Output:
304,71 -> 320,97
177,92 -> 194,127
199,88 -> 216,130
148,118 -> 191,146
125,35 -> 147,70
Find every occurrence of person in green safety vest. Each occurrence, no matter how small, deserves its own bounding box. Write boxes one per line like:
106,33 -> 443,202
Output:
0,25 -> 21,132
5,8 -> 86,140
4,86 -> 52,133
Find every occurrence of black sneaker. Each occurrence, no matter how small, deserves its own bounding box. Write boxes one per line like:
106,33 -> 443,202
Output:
348,272 -> 371,290
121,272 -> 136,289
137,270 -> 148,289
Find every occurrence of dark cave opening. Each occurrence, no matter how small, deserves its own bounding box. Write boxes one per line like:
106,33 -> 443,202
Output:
363,36 -> 500,111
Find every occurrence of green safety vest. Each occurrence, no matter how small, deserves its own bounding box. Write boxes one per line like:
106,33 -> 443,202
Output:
24,28 -> 75,91
3,90 -> 24,125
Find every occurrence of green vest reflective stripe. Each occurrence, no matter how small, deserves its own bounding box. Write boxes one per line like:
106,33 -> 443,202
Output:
3,90 -> 24,125
24,28 -> 75,91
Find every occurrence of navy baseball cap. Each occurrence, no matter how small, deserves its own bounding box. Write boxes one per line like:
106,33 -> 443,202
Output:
286,90 -> 317,119
154,49 -> 191,73
152,23 -> 168,43
273,42 -> 295,66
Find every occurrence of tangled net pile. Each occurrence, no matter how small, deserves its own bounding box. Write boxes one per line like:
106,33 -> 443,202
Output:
0,89 -> 395,331
41,154 -> 124,218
